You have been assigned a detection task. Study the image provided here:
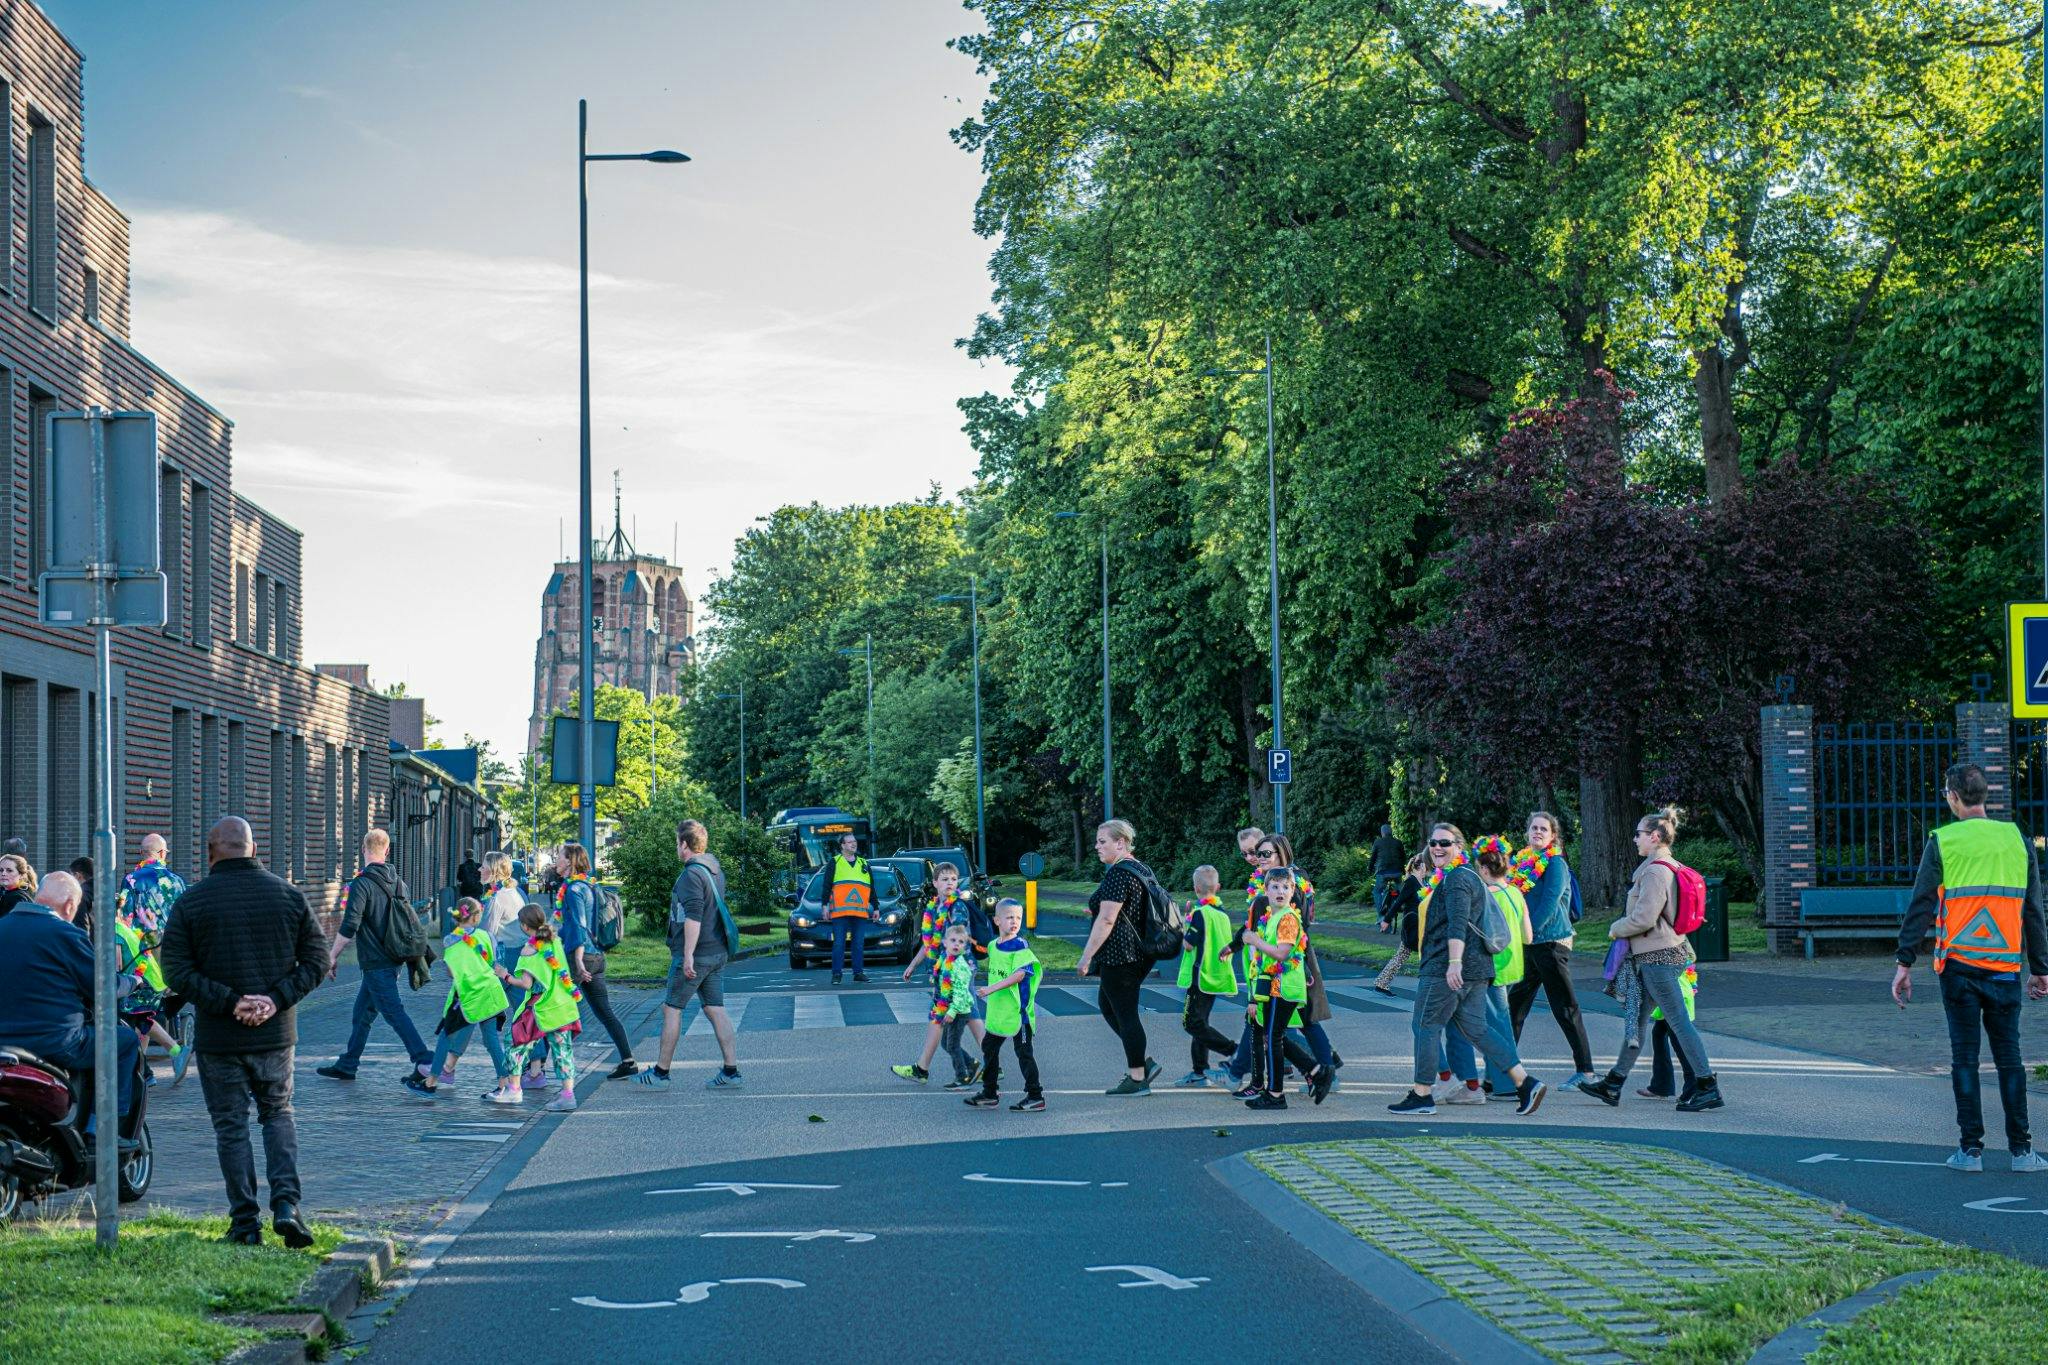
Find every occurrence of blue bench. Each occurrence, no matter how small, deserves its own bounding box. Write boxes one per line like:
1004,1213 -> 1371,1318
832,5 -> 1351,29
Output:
1796,888 -> 1910,959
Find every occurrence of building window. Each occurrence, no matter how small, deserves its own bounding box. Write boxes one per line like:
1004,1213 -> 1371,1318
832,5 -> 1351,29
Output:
273,579 -> 290,659
200,713 -> 220,835
0,81 -> 12,294
233,562 -> 250,644
159,466 -> 183,635
325,743 -> 339,879
27,113 -> 55,321
253,569 -> 271,651
27,389 -> 52,578
227,720 -> 246,816
267,730 -> 288,874
291,735 -> 309,882
82,266 -> 99,323
189,483 -> 214,647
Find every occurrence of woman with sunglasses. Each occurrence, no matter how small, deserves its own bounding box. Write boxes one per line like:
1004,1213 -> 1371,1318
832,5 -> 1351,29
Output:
1389,824 -> 1547,1116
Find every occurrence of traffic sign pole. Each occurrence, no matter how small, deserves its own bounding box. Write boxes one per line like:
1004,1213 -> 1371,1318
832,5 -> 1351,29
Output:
88,409 -> 119,1248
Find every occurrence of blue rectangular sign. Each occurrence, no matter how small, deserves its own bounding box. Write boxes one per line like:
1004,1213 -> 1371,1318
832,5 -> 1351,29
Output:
1267,748 -> 1293,785
2007,603 -> 2048,719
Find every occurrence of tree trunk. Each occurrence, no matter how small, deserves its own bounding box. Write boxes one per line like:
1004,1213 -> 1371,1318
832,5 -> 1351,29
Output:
1235,664 -> 1267,823
1694,344 -> 1742,502
1575,722 -> 1643,915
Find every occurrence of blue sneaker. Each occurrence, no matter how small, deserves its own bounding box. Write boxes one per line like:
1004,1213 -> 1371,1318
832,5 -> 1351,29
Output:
705,1068 -> 743,1089
1173,1070 -> 1210,1087
1206,1068 -> 1236,1087
634,1069 -> 672,1090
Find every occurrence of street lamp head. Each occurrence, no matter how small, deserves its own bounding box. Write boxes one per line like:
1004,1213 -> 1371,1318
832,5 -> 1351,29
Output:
715,692 -> 741,702
642,150 -> 691,163
935,593 -> 970,604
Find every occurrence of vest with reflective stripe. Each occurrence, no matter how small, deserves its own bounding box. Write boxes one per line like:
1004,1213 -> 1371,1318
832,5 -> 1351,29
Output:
827,855 -> 872,918
1931,819 -> 2029,975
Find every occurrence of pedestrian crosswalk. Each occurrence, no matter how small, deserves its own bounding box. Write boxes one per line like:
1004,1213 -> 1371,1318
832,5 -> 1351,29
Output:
678,982 -> 1410,1037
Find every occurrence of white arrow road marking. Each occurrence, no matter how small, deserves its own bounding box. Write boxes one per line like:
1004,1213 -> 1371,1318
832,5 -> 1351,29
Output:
1800,1152 -> 1951,1168
677,1278 -> 806,1303
701,1229 -> 876,1243
420,1133 -> 511,1144
649,1182 -> 841,1197
1965,1197 -> 2048,1216
1086,1265 -> 1210,1290
573,1278 -> 808,1310
445,1121 -> 526,1129
964,1173 -> 1093,1187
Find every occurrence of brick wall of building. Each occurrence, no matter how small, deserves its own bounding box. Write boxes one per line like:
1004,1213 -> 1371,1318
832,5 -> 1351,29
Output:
0,0 -> 389,925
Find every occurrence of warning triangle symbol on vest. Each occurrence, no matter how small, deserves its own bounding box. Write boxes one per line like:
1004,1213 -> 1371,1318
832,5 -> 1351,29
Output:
1952,906 -> 2014,951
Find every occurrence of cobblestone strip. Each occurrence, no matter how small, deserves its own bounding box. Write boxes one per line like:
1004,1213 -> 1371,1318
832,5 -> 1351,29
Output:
1249,1138 -> 1927,1363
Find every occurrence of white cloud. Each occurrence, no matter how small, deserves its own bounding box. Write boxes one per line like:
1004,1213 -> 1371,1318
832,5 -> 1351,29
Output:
125,208 -> 1002,760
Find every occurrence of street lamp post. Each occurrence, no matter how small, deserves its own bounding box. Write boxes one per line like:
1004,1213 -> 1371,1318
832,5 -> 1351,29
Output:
1053,511 -> 1113,820
577,98 -> 689,852
716,686 -> 747,820
1201,334 -> 1285,834
837,635 -> 875,836
936,579 -> 986,873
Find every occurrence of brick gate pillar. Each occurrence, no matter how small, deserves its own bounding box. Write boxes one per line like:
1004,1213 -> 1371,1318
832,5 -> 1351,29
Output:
1761,703 -> 1815,956
1955,701 -> 2011,818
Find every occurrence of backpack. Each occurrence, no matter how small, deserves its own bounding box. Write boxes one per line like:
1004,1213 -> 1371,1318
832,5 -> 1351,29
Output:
1657,858 -> 1708,935
369,875 -> 431,962
1116,860 -> 1184,961
594,885 -> 625,950
1566,868 -> 1584,924
1473,878 -> 1511,957
683,861 -> 740,952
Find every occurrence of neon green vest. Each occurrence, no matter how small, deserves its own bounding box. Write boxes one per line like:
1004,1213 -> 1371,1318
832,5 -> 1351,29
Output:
1489,884 -> 1529,985
115,919 -> 165,992
517,945 -> 582,1033
983,940 -> 1039,1036
444,931 -> 510,1023
1256,907 -> 1307,1004
1176,901 -> 1240,995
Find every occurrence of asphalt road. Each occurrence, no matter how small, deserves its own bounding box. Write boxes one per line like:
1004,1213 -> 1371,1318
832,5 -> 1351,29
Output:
365,950 -> 2048,1362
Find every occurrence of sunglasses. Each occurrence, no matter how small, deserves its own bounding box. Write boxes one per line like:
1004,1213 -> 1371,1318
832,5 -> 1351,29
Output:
1427,839 -> 1457,849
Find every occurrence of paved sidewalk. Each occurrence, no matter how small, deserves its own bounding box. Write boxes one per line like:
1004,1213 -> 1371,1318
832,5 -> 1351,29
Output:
1247,1138 -> 1957,1362
38,959 -> 660,1239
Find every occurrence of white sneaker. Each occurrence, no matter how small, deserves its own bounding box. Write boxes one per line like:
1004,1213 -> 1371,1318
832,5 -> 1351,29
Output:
1947,1148 -> 1984,1173
545,1093 -> 577,1113
1429,1080 -> 1457,1102
1440,1084 -> 1485,1105
487,1085 -> 523,1105
2012,1149 -> 2048,1173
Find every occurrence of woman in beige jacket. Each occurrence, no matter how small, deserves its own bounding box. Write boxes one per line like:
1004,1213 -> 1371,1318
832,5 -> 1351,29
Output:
1579,809 -> 1722,1111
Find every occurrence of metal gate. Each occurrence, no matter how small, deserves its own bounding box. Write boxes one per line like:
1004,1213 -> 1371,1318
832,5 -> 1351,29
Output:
1811,722 -> 1955,885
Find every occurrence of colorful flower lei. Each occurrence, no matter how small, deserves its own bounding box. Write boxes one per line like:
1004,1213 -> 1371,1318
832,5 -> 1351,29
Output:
529,933 -> 583,1006
919,893 -> 958,964
1417,850 -> 1467,912
551,871 -> 591,930
1508,842 -> 1560,895
929,950 -> 964,1021
452,924 -> 493,967
1256,902 -> 1306,981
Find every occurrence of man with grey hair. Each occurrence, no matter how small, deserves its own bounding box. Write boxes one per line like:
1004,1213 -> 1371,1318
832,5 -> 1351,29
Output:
160,817 -> 327,1246
0,869 -> 141,1145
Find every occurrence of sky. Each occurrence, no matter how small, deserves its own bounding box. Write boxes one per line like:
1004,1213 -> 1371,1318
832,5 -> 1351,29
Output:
39,0 -> 1005,761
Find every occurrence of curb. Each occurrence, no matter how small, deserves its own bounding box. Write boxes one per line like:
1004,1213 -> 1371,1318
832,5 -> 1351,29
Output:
226,1236 -> 399,1364
1746,1269 -> 1945,1363
1207,1151 -> 1546,1364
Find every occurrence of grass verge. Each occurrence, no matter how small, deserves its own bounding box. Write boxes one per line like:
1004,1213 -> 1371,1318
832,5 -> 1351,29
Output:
1026,933 -> 1082,972
603,925 -> 790,982
0,1211 -> 347,1365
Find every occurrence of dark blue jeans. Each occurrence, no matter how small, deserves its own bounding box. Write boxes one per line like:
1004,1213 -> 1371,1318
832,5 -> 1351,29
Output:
828,919 -> 867,977
335,964 -> 432,1072
1940,967 -> 2031,1152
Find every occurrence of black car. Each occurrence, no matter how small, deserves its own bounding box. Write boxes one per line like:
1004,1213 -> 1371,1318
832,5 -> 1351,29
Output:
892,845 -> 997,900
786,864 -> 920,968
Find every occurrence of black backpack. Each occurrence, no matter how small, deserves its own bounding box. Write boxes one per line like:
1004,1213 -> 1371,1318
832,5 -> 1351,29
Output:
594,886 -> 625,950
368,874 -> 432,962
1117,860 -> 1184,961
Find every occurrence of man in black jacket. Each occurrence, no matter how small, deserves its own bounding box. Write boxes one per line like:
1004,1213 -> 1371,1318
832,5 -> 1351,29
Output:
317,828 -> 433,1083
158,817 -> 327,1247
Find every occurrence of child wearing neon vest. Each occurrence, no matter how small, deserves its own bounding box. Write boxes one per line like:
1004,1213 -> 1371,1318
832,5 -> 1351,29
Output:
498,902 -> 584,1113
406,897 -> 517,1104
968,900 -> 1043,1110
1174,865 -> 1240,1087
900,863 -> 984,1089
1244,867 -> 1310,1110
890,923 -> 983,1084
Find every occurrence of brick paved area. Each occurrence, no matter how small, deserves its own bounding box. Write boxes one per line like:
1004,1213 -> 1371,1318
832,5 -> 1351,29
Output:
35,964 -> 660,1240
1249,1138 -> 1940,1362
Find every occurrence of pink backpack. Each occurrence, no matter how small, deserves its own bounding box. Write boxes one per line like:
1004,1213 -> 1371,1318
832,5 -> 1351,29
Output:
1656,859 -> 1707,935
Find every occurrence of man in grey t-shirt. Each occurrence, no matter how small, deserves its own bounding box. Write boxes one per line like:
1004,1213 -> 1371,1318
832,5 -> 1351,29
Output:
635,818 -> 742,1090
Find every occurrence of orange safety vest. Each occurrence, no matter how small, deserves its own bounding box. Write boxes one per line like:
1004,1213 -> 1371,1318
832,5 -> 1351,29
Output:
827,855 -> 873,919
1931,819 -> 2029,975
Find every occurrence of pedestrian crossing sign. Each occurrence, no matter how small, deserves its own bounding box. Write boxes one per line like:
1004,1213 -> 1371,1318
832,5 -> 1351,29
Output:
2007,603 -> 2048,718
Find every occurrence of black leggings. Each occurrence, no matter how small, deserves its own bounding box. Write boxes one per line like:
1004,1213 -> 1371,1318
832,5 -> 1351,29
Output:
1250,996 -> 1300,1095
1183,990 -> 1237,1071
580,952 -> 635,1062
1096,962 -> 1150,1071
980,1028 -> 1041,1100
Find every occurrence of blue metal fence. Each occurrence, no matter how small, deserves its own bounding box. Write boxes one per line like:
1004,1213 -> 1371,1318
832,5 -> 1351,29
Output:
2007,720 -> 2048,842
1811,722 -> 1955,885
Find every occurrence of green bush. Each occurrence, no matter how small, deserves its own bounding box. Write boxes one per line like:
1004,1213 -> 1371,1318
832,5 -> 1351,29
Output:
611,785 -> 781,930
1318,844 -> 1379,903
1679,835 -> 1757,902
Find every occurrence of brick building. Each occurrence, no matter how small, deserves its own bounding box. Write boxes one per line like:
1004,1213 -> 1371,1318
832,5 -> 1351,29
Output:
0,0 -> 492,926
526,488 -> 696,751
